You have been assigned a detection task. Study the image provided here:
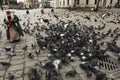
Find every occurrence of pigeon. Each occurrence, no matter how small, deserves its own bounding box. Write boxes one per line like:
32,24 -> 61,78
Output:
44,62 -> 55,70
95,72 -> 108,80
53,59 -> 61,70
28,53 -> 34,59
65,70 -> 77,77
118,53 -> 120,61
79,62 -> 88,70
107,42 -> 120,53
118,56 -> 120,61
45,69 -> 61,80
53,15 -> 59,19
43,18 -> 49,24
47,54 -> 54,59
28,68 -> 41,80
41,8 -> 44,14
5,47 -> 15,56
86,70 -> 92,77
35,49 -> 40,56
0,62 -> 11,67
8,73 -> 14,80
5,47 -> 13,52
51,8 -> 54,13
31,44 -> 36,49
22,45 -> 27,51
45,70 -> 51,80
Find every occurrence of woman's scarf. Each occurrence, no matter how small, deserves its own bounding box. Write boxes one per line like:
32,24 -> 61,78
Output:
5,14 -> 14,27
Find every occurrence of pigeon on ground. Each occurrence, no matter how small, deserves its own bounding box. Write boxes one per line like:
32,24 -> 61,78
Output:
0,62 -> 11,67
22,45 -> 27,51
5,47 -> 15,56
28,68 -> 41,80
8,72 -> 14,80
31,44 -> 36,49
35,49 -> 40,56
28,53 -> 34,59
65,70 -> 77,77
53,15 -> 59,19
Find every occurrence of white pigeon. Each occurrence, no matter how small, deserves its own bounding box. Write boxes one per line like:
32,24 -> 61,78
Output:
53,59 -> 61,70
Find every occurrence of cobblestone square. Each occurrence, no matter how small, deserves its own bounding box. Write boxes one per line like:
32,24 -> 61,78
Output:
0,8 -> 120,80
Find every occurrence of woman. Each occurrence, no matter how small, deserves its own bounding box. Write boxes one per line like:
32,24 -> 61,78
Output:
4,11 -> 24,43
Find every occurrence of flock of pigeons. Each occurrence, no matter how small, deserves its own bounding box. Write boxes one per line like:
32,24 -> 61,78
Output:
0,9 -> 120,80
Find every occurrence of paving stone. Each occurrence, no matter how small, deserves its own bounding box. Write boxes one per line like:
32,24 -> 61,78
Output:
15,50 -> 24,54
15,51 -> 24,56
114,78 -> 120,80
5,70 -> 23,78
74,66 -> 85,74
11,59 -> 24,65
15,78 -> 23,80
80,73 -> 96,80
24,75 -> 30,80
25,60 -> 37,67
70,61 -> 81,67
0,77 -> 3,80
5,43 -> 16,47
62,64 -> 74,72
37,56 -> 48,61
0,58 -> 10,62
15,46 -> 24,51
0,70 -> 5,77
24,66 -> 31,75
11,55 -> 24,60
40,73 -> 46,80
0,55 -> 8,60
1,51 -> 7,55
7,64 -> 23,71
0,48 -> 3,51
109,71 -> 120,79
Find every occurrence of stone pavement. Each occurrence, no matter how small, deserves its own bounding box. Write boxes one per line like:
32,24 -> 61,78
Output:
0,9 -> 120,80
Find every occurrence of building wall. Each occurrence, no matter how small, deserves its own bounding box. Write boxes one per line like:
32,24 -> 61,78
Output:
39,0 -> 51,8
51,0 -> 118,8
24,0 -> 39,8
50,0 -> 58,7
